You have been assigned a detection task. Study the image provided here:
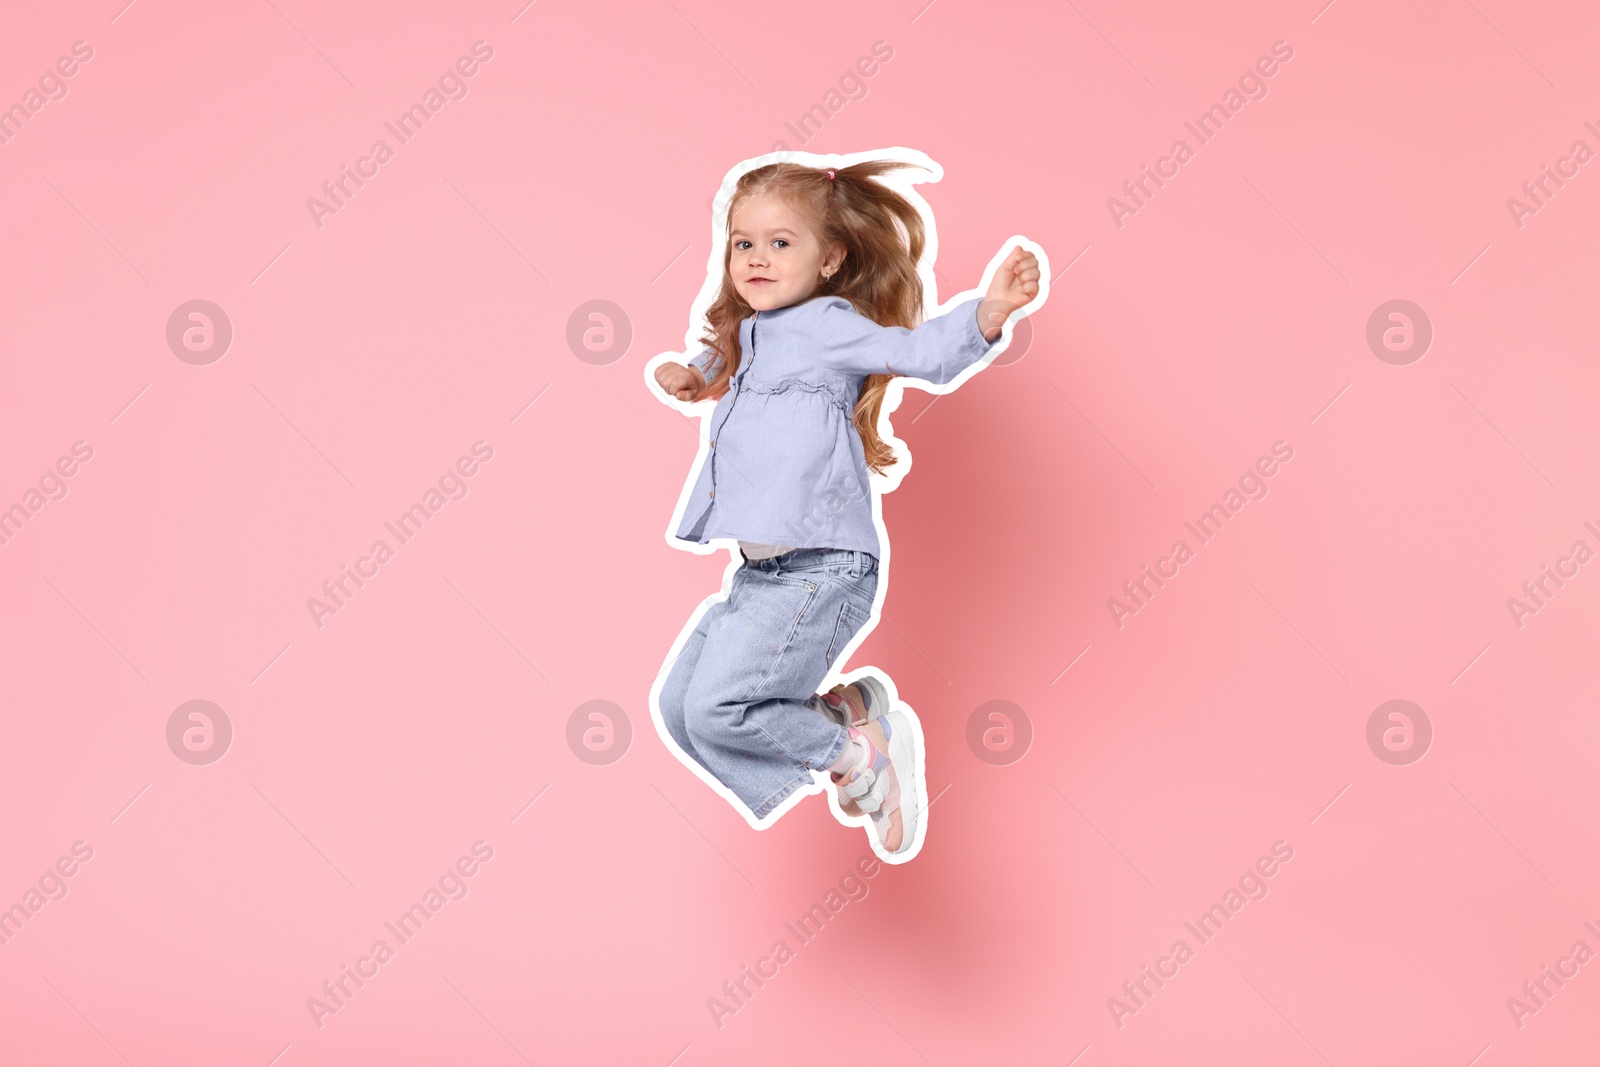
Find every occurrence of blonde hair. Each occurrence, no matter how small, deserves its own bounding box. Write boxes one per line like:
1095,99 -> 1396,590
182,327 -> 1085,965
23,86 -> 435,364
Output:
694,160 -> 930,474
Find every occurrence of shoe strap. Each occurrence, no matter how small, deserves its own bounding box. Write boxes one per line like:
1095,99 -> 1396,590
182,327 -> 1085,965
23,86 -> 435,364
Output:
840,728 -> 891,813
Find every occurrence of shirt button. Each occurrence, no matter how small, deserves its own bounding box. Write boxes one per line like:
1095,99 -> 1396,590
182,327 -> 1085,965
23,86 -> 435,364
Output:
708,490 -> 715,498
710,439 -> 716,446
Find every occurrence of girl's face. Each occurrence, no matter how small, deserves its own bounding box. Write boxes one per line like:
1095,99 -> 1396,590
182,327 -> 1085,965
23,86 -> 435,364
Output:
727,190 -> 844,312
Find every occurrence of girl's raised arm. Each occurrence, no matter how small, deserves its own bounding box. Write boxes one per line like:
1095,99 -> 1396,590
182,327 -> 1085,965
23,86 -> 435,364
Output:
818,296 -> 1002,386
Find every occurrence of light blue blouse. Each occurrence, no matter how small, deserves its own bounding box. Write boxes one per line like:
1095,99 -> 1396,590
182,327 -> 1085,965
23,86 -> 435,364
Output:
674,294 -> 1000,558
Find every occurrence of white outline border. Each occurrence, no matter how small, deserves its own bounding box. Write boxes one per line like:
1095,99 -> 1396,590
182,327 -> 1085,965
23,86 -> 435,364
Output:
642,145 -> 1049,865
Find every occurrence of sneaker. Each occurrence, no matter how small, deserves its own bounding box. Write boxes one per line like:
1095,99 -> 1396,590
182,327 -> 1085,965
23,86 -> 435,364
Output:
835,710 -> 925,861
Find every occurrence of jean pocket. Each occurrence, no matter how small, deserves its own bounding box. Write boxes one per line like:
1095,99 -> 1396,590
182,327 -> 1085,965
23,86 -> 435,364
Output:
824,598 -> 872,669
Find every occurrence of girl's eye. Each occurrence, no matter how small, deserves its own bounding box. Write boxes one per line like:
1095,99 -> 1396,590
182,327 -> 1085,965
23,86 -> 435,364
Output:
773,239 -> 788,248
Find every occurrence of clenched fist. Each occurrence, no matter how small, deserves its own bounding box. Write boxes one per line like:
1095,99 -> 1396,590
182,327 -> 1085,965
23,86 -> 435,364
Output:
655,362 -> 705,402
977,245 -> 1041,342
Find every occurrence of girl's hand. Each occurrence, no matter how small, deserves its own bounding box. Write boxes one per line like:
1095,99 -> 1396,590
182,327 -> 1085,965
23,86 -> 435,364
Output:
978,245 -> 1041,341
655,362 -> 704,402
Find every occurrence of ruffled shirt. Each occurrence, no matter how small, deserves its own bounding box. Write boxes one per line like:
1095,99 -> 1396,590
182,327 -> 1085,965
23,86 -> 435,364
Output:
673,294 -> 1001,558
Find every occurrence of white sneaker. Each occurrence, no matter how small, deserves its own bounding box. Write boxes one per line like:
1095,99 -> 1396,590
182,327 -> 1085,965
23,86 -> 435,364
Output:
833,710 -> 925,862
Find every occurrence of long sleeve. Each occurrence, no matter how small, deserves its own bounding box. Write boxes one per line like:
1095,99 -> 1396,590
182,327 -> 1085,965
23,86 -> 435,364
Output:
817,296 -> 1000,385
688,345 -> 719,381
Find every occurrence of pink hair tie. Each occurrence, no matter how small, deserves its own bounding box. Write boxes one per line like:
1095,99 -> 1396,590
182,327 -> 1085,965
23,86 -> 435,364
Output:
826,168 -> 836,180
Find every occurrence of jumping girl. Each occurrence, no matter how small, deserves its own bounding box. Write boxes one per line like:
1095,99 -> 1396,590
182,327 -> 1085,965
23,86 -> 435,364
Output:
649,155 -> 1040,862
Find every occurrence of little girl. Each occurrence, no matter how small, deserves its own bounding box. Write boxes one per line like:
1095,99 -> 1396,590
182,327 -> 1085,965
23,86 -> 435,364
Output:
650,157 -> 1039,862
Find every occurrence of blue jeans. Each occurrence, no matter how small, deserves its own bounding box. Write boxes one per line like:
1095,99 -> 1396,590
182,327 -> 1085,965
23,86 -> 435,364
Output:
660,547 -> 879,819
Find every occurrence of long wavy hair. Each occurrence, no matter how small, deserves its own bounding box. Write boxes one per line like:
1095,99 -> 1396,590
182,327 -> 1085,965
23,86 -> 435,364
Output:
694,160 -> 929,474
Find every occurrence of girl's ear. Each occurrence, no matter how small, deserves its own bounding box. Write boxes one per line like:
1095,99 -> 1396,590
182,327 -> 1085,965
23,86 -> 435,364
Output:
824,243 -> 847,276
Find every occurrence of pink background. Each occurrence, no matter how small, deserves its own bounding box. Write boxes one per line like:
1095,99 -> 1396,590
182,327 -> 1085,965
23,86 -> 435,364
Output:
3,0 -> 1598,1063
